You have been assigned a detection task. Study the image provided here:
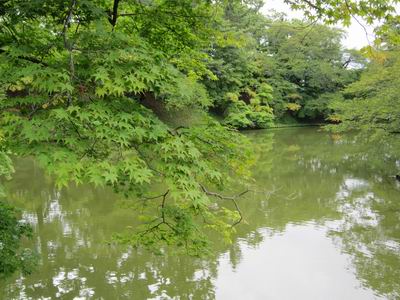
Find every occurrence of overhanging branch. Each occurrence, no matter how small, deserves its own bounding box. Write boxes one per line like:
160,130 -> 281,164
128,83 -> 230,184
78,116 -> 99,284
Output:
200,184 -> 249,227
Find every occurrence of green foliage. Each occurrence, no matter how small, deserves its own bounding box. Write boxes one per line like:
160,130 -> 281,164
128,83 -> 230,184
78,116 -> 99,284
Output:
202,2 -> 276,129
301,92 -> 344,120
224,100 -> 274,129
0,144 -> 14,198
203,5 -> 363,126
0,0 -> 257,255
0,200 -> 37,279
1,0 -> 398,259
263,19 -> 363,120
0,152 -> 13,186
328,50 -> 400,137
326,22 -> 400,171
285,0 -> 400,26
222,83 -> 275,129
0,150 -> 36,279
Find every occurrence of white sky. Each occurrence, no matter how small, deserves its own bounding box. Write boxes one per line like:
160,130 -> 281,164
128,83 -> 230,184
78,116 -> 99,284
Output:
261,0 -> 376,49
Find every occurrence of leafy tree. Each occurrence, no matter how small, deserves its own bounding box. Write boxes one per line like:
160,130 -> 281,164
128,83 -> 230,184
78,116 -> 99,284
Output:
328,18 -> 400,136
204,6 -> 364,126
203,1 -> 275,129
328,50 -> 400,135
285,0 -> 400,26
280,0 -> 400,125
0,148 -> 36,278
262,18 -> 363,120
0,0 -> 254,255
326,19 -> 400,178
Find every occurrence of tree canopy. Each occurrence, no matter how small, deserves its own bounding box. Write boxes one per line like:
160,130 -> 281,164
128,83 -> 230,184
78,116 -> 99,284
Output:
327,20 -> 400,142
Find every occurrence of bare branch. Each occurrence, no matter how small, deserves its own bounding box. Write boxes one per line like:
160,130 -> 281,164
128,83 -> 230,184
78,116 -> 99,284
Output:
231,199 -> 243,227
344,0 -> 372,47
142,190 -> 169,201
141,190 -> 170,221
200,184 -> 249,200
136,190 -> 173,235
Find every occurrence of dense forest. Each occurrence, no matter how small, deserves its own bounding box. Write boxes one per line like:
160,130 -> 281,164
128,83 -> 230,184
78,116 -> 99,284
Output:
1,0 -> 399,279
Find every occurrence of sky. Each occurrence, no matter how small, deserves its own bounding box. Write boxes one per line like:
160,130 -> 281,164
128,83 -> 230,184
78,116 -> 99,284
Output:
260,0 -> 376,49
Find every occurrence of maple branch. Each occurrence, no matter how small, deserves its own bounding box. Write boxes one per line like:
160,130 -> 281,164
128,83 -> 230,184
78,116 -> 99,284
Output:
138,190 -> 178,236
132,145 -> 165,177
231,199 -> 243,227
200,184 -> 249,227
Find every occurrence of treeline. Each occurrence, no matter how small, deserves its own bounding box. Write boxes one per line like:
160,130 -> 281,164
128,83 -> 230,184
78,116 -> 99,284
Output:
203,5 -> 365,129
329,20 -> 400,137
205,3 -> 399,135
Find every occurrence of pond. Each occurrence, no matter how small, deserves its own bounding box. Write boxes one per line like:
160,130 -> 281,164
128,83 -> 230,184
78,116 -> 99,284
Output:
1,127 -> 400,299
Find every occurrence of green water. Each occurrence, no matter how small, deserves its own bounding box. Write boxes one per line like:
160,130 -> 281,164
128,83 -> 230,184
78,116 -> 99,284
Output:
1,128 -> 400,299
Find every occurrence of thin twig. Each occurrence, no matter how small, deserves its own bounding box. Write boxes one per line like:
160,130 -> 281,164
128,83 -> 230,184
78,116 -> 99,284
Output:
231,199 -> 243,227
142,190 -> 169,201
200,184 -> 249,227
344,0 -> 373,47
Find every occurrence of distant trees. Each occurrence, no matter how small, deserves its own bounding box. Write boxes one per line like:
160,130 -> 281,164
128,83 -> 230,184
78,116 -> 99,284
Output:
323,16 -> 399,138
204,6 -> 364,127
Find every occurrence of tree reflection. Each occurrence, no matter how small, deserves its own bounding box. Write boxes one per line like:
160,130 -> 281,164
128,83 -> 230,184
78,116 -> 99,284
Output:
249,128 -> 400,299
1,129 -> 399,299
329,179 -> 400,299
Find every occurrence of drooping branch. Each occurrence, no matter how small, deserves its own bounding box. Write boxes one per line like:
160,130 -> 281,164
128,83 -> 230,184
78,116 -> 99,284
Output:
299,19 -> 320,45
231,198 -> 242,227
138,190 -> 176,236
344,0 -> 372,47
160,190 -> 169,223
342,58 -> 352,68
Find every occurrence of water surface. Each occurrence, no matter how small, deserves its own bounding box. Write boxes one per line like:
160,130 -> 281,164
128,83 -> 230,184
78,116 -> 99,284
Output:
1,128 -> 399,299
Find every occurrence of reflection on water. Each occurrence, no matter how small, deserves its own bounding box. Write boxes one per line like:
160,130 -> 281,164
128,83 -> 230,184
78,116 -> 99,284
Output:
216,223 -> 381,300
1,128 -> 400,299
